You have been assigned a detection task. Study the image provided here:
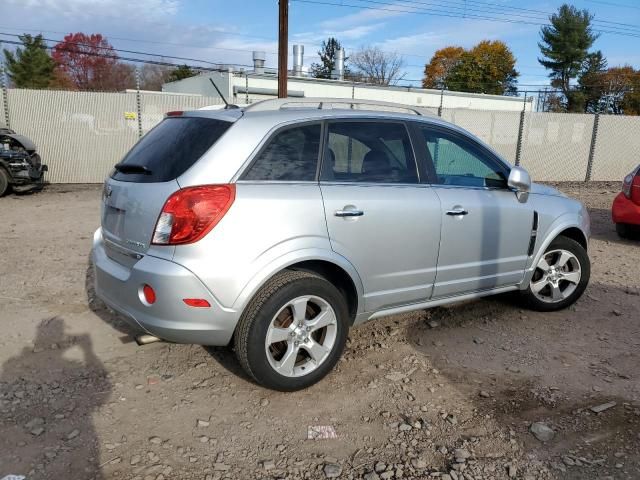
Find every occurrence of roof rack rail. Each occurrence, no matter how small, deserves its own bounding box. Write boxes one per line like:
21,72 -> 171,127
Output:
243,97 -> 434,116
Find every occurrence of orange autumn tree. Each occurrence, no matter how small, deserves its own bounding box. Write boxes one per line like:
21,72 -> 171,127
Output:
423,46 -> 464,89
423,41 -> 518,95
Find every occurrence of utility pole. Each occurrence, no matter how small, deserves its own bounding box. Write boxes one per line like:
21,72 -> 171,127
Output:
277,0 -> 289,98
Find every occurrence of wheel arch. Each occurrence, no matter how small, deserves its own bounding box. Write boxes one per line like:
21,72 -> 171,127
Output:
287,260 -> 359,323
557,226 -> 588,251
232,249 -> 364,323
522,215 -> 590,288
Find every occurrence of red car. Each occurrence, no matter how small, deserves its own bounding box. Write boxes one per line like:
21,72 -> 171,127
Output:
612,164 -> 640,238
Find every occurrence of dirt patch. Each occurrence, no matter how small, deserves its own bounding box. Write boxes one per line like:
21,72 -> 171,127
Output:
0,182 -> 638,480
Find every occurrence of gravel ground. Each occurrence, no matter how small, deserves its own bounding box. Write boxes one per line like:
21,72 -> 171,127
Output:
0,182 -> 638,480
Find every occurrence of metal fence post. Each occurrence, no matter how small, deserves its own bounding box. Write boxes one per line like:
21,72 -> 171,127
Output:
0,60 -> 10,128
585,113 -> 599,182
438,87 -> 444,117
135,67 -> 143,138
245,73 -> 249,104
514,92 -> 527,166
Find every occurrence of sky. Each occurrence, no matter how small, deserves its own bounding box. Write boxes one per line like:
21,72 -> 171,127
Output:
2,0 -> 640,92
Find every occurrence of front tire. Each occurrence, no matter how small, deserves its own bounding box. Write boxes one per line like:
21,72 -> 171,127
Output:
234,270 -> 350,391
616,223 -> 639,239
0,168 -> 10,197
521,236 -> 590,312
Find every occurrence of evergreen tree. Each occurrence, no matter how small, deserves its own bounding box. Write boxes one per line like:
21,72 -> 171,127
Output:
167,64 -> 196,82
3,34 -> 55,88
310,38 -> 348,79
538,4 -> 598,111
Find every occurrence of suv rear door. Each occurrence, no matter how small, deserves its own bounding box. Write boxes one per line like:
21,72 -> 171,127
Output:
102,115 -> 232,265
319,119 -> 442,312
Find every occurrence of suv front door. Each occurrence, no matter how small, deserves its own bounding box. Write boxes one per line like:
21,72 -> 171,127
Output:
413,124 -> 533,298
319,120 -> 441,312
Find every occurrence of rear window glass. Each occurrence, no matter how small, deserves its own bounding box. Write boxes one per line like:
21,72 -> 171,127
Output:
111,116 -> 231,183
241,123 -> 321,181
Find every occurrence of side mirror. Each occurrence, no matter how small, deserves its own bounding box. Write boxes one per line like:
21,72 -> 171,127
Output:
508,166 -> 531,203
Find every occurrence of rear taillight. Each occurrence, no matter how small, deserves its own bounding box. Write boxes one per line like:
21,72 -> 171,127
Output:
631,175 -> 640,205
622,173 -> 634,198
152,185 -> 235,245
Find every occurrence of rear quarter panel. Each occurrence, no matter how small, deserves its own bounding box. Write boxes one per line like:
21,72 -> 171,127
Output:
171,183 -> 336,309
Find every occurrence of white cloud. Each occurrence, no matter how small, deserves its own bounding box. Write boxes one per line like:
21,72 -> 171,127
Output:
319,5 -> 406,30
8,0 -> 179,21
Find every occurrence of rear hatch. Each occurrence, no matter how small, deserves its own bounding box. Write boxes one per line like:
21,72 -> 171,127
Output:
101,114 -> 232,265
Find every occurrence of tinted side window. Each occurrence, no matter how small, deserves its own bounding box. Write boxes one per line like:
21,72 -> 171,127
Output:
242,124 -> 321,181
417,127 -> 508,188
321,122 -> 418,184
112,117 -> 231,183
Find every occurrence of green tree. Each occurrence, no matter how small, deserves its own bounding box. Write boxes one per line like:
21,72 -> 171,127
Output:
3,34 -> 55,88
310,38 -> 348,79
445,40 -> 519,95
167,64 -> 196,82
538,4 -> 598,111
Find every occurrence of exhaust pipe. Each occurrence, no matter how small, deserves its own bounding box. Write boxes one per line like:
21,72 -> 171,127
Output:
136,334 -> 163,346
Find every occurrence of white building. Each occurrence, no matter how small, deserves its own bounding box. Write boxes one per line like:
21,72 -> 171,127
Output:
162,47 -> 533,112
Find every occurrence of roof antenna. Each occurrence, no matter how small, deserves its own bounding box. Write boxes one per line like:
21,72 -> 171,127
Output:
209,78 -> 239,109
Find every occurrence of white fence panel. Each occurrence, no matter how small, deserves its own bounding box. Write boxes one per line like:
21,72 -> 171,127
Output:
139,93 -> 224,134
442,108 -> 521,163
591,115 -> 640,181
4,88 -> 640,183
7,89 -> 139,183
519,112 -> 592,182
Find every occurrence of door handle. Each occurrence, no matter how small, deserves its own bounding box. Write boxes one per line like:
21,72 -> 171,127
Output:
335,209 -> 364,217
446,208 -> 468,216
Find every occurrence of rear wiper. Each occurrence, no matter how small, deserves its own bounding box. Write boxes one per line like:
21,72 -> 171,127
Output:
114,163 -> 152,175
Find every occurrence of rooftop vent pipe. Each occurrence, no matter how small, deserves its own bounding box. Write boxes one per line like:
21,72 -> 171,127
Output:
332,48 -> 345,81
293,45 -> 304,76
253,51 -> 266,74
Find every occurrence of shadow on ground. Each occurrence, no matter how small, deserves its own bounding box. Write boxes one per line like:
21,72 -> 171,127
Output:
0,317 -> 111,479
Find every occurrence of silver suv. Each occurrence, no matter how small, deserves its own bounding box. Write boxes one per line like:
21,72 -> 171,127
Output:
93,98 -> 591,391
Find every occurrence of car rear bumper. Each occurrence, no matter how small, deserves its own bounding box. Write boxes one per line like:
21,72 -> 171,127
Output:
612,192 -> 640,226
92,228 -> 239,346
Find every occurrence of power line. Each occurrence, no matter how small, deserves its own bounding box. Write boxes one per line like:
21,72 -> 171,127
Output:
585,0 -> 640,11
394,0 -> 640,33
1,37 -> 620,91
0,32 -> 252,67
0,32 -> 257,69
291,0 -> 640,38
0,39 -> 250,75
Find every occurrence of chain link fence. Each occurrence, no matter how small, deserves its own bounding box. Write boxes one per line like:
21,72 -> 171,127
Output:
591,115 -> 640,181
0,86 -> 638,183
441,108 -> 639,182
1,88 -> 223,183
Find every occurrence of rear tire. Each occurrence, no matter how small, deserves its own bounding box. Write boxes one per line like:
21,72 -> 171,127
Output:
234,270 -> 349,391
0,168 -> 10,197
521,236 -> 590,312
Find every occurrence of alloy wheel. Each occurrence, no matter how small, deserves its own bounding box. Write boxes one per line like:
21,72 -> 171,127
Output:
530,249 -> 582,303
264,295 -> 338,377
